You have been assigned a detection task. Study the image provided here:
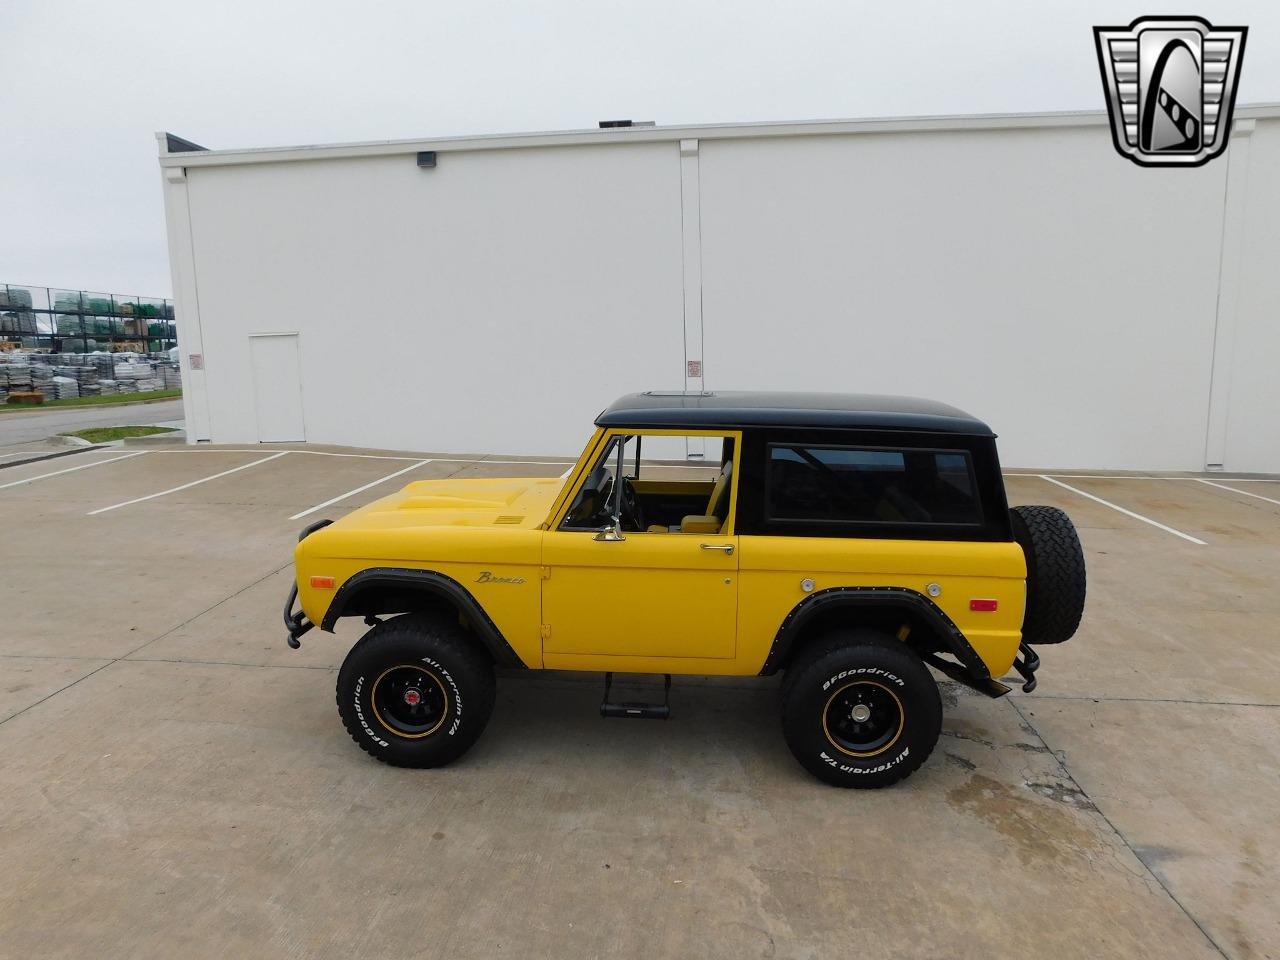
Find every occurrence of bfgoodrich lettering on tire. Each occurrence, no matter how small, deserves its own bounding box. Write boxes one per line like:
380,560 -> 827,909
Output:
336,613 -> 496,768
781,630 -> 941,788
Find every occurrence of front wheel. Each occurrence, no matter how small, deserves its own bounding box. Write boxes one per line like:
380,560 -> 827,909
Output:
781,631 -> 941,788
336,613 -> 496,767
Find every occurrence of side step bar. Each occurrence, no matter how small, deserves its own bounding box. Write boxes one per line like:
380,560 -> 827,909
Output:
600,672 -> 671,720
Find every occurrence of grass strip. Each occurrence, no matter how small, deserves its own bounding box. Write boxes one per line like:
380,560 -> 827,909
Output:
60,425 -> 180,443
0,388 -> 182,412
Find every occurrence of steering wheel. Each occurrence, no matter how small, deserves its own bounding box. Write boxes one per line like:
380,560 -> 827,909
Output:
618,477 -> 646,531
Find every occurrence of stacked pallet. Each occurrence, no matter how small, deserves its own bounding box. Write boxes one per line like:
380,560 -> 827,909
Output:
55,365 -> 99,388
88,354 -> 115,379
113,360 -> 153,381
0,288 -> 38,336
0,312 -> 38,335
0,351 -> 179,402
30,366 -> 56,401
4,364 -> 32,392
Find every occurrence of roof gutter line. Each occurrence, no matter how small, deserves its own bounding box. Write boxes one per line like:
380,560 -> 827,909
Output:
158,103 -> 1280,169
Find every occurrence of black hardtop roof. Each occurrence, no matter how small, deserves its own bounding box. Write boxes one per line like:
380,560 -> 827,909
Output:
596,391 -> 993,435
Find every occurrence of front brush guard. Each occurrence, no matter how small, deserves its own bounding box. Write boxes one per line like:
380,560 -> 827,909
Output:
283,519 -> 333,650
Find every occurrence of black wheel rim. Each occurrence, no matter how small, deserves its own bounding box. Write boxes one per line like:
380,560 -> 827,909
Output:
371,664 -> 448,738
822,681 -> 904,758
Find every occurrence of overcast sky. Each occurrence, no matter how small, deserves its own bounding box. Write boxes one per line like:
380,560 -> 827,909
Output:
2,0 -> 1276,298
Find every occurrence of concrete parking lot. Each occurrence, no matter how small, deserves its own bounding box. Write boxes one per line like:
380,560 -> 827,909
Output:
1,442 -> 1277,959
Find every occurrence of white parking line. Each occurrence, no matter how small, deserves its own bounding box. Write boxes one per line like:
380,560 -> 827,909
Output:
133,448 -> 422,460
1009,473 -> 1279,482
1195,478 -> 1280,507
137,449 -> 724,469
289,460 -> 434,520
1038,475 -> 1206,545
424,458 -> 582,466
87,452 -> 290,516
249,449 -> 420,461
0,451 -> 148,490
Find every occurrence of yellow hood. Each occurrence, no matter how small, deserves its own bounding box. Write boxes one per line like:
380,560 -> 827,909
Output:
331,476 -> 565,532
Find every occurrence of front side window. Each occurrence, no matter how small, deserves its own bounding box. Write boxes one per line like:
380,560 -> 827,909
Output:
561,435 -> 631,530
766,444 -> 981,526
560,432 -> 738,534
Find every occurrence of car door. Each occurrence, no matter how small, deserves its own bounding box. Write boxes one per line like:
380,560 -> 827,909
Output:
541,430 -> 740,665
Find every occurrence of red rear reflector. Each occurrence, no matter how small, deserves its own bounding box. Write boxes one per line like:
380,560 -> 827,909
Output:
310,576 -> 336,589
969,599 -> 998,612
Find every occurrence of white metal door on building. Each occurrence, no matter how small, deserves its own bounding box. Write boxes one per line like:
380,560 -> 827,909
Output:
249,333 -> 305,442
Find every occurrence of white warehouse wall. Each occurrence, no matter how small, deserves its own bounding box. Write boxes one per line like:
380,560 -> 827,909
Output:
160,109 -> 1280,472
1227,118 -> 1280,475
698,125 -> 1228,471
174,141 -> 685,455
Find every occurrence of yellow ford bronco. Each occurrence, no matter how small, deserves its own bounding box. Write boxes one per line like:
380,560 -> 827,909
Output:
285,392 -> 1085,788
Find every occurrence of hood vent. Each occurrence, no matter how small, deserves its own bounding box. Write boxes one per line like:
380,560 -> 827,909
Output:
493,515 -> 523,524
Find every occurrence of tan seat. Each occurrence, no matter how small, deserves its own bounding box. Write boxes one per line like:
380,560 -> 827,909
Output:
678,515 -> 722,534
679,460 -> 733,534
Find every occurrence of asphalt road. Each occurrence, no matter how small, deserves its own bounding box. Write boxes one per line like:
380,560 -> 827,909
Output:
0,398 -> 184,447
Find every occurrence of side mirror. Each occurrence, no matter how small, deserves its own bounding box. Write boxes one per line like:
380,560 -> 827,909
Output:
593,522 -> 626,542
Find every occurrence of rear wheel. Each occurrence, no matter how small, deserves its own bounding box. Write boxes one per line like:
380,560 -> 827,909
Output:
336,613 -> 496,768
781,631 -> 941,788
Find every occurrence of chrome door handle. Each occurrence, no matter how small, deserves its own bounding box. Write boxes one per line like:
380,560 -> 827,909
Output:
700,543 -> 734,554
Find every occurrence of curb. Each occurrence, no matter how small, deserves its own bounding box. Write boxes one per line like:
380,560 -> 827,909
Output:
123,431 -> 187,447
0,445 -> 109,471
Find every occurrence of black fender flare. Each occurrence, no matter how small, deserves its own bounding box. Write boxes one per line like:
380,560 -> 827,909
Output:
759,586 -> 990,680
323,567 -> 527,669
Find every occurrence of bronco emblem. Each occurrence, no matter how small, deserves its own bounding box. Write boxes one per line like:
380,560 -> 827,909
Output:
475,571 -> 526,584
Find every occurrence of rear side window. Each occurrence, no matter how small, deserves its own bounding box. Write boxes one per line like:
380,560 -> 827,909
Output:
766,444 -> 982,527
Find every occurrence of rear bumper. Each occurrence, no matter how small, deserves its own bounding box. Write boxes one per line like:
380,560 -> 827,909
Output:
923,642 -> 1040,698
1011,642 -> 1041,693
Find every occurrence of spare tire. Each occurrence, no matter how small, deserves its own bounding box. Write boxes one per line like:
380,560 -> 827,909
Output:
1009,505 -> 1086,645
